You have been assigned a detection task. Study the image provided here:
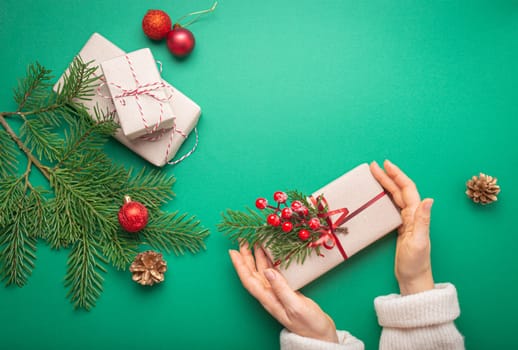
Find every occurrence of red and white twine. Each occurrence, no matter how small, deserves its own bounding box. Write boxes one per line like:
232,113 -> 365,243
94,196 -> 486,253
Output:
96,56 -> 198,165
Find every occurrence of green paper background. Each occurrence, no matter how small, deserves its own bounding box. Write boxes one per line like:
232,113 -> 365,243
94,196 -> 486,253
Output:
1,0 -> 517,349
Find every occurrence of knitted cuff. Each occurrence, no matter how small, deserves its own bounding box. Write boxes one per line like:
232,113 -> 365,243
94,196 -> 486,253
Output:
280,329 -> 364,350
374,283 -> 460,328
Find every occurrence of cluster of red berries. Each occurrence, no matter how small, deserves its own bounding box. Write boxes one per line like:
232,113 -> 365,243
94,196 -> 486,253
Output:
255,191 -> 322,241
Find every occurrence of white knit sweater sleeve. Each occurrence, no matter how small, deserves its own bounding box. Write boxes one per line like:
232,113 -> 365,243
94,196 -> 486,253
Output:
374,283 -> 465,350
280,329 -> 364,350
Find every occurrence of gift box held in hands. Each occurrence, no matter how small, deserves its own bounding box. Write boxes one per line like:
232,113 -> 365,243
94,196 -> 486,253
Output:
272,163 -> 402,290
53,33 -> 200,167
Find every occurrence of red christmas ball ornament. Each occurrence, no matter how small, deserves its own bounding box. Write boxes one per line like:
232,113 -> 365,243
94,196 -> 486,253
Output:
298,229 -> 311,241
308,218 -> 321,230
166,25 -> 196,58
273,191 -> 288,204
281,221 -> 293,233
281,207 -> 293,219
255,198 -> 268,210
118,196 -> 149,233
267,214 -> 281,227
142,10 -> 172,40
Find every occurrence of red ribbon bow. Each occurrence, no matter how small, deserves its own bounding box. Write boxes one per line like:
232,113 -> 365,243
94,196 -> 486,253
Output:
308,190 -> 387,260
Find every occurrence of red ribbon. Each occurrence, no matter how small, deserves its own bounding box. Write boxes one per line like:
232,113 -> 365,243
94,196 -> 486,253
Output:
308,190 -> 387,260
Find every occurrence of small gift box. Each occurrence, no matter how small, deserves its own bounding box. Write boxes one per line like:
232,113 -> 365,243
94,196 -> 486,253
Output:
53,33 -> 200,167
268,163 -> 402,290
100,48 -> 176,140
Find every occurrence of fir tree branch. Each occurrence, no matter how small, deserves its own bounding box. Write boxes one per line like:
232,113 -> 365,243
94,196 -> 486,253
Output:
142,211 -> 209,255
64,232 -> 107,310
14,62 -> 52,112
0,177 -> 38,287
123,168 -> 176,210
1,60 -> 210,310
0,130 -> 18,176
0,114 -> 51,181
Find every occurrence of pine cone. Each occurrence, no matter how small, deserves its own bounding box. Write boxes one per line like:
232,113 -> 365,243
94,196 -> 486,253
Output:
129,251 -> 167,286
466,173 -> 500,205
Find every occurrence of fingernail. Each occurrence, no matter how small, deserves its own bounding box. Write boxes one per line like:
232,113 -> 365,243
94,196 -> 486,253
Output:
264,269 -> 276,281
423,199 -> 434,211
385,159 -> 393,167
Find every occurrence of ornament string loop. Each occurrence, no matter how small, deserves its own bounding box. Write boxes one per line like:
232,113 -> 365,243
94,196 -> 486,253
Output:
176,1 -> 218,28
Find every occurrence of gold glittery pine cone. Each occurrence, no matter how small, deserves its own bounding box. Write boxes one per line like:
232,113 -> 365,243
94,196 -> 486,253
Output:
129,251 -> 167,286
466,173 -> 501,205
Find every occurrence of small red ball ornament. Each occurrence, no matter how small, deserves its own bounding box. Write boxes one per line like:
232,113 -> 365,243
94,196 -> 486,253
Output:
267,214 -> 281,227
255,198 -> 268,210
281,221 -> 293,233
308,218 -> 321,230
166,25 -> 195,58
281,207 -> 293,219
298,229 -> 310,241
273,191 -> 288,204
142,9 -> 172,40
118,196 -> 149,233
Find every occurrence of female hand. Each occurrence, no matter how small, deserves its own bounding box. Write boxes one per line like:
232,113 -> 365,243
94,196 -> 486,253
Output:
370,160 -> 435,295
229,241 -> 339,343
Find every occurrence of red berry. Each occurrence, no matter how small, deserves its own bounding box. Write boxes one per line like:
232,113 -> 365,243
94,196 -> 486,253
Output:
255,198 -> 268,210
167,25 -> 195,57
267,214 -> 281,226
118,196 -> 149,233
281,207 -> 293,219
308,218 -> 321,230
291,200 -> 302,211
298,229 -> 310,241
281,221 -> 293,232
142,10 -> 172,40
300,206 -> 309,216
273,191 -> 288,203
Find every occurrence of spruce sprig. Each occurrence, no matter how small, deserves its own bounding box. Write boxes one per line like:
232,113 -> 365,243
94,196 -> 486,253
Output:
0,59 -> 209,310
218,191 -> 324,268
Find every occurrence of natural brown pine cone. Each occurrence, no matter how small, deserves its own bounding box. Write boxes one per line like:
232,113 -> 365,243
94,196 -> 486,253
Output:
466,173 -> 501,205
129,251 -> 167,286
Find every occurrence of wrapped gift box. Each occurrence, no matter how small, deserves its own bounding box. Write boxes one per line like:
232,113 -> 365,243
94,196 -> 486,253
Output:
269,163 -> 402,290
100,48 -> 176,140
53,33 -> 200,167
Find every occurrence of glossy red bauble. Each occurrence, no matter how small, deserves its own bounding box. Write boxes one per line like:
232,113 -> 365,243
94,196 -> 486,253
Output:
281,221 -> 293,233
142,10 -> 172,40
118,196 -> 149,233
167,25 -> 195,57
255,198 -> 268,210
267,214 -> 281,227
281,207 -> 293,219
298,229 -> 310,241
308,218 -> 321,230
273,191 -> 287,204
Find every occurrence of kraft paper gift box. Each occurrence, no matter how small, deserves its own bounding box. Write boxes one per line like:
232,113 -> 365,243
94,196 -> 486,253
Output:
100,48 -> 176,140
270,163 -> 403,290
54,33 -> 200,167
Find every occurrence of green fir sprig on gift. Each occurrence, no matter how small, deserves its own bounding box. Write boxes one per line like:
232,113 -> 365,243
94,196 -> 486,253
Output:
218,191 -> 346,267
0,59 -> 209,310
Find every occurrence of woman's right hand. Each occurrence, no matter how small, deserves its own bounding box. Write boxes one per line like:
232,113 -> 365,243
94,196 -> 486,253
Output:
370,160 -> 435,295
